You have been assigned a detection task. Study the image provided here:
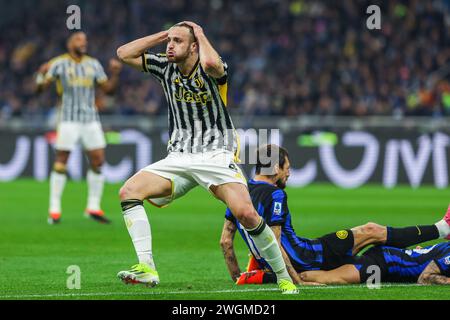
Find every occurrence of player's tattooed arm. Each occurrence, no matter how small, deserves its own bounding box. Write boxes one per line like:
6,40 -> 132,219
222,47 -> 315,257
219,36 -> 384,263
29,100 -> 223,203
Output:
182,21 -> 224,78
220,219 -> 241,282
271,226 -> 302,284
418,261 -> 450,285
117,31 -> 169,70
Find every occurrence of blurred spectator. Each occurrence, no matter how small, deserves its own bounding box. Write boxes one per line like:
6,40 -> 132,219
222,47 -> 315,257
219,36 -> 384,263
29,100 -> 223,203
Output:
0,0 -> 448,122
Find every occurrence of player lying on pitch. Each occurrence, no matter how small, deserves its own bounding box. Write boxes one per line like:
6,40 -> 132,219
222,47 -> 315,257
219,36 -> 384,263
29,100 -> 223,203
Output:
299,241 -> 450,285
220,144 -> 450,284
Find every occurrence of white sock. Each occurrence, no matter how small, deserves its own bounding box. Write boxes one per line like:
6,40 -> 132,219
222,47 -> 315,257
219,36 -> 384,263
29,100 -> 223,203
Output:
49,171 -> 67,213
247,222 -> 291,283
435,219 -> 450,238
123,205 -> 156,269
87,170 -> 104,211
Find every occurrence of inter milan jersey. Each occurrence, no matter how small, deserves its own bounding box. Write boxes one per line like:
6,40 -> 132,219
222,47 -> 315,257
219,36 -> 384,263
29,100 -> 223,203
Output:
142,52 -> 238,155
356,242 -> 450,283
225,179 -> 324,272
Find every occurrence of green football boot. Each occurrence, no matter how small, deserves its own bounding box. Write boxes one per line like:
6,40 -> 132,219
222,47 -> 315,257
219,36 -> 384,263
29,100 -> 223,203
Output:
278,279 -> 299,294
117,263 -> 159,287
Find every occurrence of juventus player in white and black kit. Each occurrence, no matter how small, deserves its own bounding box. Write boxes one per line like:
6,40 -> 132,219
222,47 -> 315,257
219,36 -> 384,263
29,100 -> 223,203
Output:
141,49 -> 236,155
35,31 -> 122,224
116,21 -> 297,294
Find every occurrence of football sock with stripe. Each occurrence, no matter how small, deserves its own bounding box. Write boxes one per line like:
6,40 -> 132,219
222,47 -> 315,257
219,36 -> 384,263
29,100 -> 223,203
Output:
121,200 -> 156,269
385,225 -> 439,248
246,219 -> 292,283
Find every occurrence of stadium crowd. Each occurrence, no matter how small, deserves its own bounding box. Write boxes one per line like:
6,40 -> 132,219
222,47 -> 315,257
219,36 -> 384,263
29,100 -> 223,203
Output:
0,0 -> 449,123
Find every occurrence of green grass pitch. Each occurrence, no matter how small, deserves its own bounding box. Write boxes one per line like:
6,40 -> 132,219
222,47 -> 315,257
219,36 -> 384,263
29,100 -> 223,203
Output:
0,179 -> 449,300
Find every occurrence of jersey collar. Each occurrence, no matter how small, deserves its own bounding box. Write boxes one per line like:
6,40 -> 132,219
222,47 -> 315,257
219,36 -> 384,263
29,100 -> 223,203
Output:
249,179 -> 274,186
177,58 -> 200,79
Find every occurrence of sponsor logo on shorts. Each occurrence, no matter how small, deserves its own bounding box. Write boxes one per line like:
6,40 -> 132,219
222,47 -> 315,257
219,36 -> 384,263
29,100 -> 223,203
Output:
229,163 -> 238,172
336,230 -> 348,240
273,202 -> 282,215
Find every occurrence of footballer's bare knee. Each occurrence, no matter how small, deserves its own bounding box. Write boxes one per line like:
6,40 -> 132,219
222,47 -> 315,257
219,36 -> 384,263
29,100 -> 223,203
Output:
119,185 -> 134,201
119,172 -> 172,201
89,156 -> 104,170
353,222 -> 386,243
361,222 -> 386,242
233,205 -> 260,229
54,150 -> 70,170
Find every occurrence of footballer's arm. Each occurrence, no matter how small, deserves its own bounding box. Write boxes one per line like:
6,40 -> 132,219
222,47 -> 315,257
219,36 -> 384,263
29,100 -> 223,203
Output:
116,31 -> 169,70
98,59 -> 122,94
220,219 -> 241,282
299,264 -> 361,285
418,261 -> 450,285
183,21 -> 224,78
34,63 -> 53,94
271,226 -> 301,284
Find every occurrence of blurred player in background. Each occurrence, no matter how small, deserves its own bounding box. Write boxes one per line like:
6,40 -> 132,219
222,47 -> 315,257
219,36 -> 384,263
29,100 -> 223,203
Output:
35,31 -> 122,224
115,21 -> 297,293
221,144 -> 450,284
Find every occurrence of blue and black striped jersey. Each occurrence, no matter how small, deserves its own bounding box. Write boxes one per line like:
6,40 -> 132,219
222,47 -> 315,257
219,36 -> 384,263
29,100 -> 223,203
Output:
355,242 -> 450,283
225,179 -> 324,272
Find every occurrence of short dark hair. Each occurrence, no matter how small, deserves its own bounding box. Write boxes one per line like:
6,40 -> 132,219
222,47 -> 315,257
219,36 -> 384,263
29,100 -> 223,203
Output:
173,22 -> 196,43
255,144 -> 289,175
67,30 -> 85,42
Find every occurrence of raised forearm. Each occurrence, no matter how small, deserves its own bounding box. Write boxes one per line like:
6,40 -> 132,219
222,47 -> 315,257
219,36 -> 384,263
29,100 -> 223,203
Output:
101,73 -> 119,95
117,31 -> 168,60
195,32 -> 222,72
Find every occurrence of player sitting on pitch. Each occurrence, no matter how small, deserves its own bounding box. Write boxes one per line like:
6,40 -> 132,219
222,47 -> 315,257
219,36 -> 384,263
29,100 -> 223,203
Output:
299,242 -> 450,285
220,144 -> 450,284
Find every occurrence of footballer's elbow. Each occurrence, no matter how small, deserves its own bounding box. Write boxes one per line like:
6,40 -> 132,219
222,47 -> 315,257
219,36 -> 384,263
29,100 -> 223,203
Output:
203,60 -> 222,75
116,47 -> 127,62
417,272 -> 431,285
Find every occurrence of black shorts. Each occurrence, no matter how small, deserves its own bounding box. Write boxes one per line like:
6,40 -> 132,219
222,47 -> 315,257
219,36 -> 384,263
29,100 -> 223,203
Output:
352,246 -> 388,283
318,229 -> 355,270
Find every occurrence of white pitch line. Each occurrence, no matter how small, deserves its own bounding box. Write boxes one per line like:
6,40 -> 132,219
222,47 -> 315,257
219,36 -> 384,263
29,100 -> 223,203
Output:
0,284 -> 420,299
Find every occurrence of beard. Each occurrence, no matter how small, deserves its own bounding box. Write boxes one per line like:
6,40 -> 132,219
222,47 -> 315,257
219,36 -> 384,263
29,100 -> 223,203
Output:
168,48 -> 190,63
276,178 -> 287,189
73,47 -> 86,57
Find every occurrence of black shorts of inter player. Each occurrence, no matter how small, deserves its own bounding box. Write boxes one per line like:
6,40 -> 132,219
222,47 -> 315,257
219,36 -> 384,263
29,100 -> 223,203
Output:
318,229 -> 355,270
352,246 -> 388,283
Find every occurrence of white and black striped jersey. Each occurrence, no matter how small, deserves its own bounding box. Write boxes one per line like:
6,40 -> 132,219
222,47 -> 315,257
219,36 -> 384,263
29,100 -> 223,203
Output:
142,52 -> 239,156
45,54 -> 107,123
